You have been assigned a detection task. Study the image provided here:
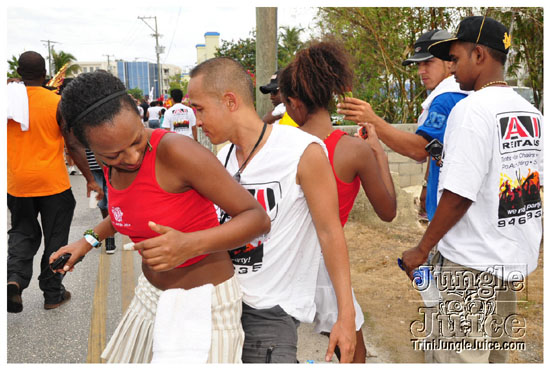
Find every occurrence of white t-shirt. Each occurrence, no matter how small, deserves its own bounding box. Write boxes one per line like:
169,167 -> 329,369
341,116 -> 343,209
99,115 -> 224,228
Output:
271,103 -> 286,125
437,86 -> 543,281
161,103 -> 196,138
137,105 -> 144,123
148,106 -> 163,121
217,124 -> 326,322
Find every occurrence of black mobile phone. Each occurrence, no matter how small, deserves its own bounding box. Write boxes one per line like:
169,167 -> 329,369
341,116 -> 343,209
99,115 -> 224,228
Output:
425,138 -> 443,162
50,253 -> 84,271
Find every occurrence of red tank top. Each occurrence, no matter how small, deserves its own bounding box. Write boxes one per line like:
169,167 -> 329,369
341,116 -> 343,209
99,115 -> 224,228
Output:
105,129 -> 216,268
324,130 -> 361,226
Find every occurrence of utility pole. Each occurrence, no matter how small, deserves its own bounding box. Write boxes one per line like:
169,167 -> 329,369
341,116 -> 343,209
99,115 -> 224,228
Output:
255,8 -> 278,119
40,39 -> 59,78
102,54 -> 115,74
138,16 -> 164,99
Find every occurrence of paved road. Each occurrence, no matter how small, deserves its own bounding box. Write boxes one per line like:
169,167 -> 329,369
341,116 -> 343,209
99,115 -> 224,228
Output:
7,174 -> 381,364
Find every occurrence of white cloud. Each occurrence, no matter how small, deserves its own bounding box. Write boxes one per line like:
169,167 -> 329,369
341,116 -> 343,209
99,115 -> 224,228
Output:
6,3 -> 318,70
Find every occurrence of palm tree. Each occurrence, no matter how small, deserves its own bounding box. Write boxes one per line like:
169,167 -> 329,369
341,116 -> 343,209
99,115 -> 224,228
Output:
51,48 -> 80,76
278,26 -> 305,68
7,55 -> 20,78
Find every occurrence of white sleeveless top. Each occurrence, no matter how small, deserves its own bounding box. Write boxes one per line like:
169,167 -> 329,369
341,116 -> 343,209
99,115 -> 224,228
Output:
217,124 -> 325,322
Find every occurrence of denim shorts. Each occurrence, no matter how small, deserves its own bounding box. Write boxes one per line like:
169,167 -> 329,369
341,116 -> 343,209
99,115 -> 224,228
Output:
148,119 -> 160,129
241,303 -> 300,363
91,169 -> 108,210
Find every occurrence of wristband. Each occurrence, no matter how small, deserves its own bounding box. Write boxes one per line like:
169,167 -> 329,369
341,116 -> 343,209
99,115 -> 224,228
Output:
83,229 -> 101,248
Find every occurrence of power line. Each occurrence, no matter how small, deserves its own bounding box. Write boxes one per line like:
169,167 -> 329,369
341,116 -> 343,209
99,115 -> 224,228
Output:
162,7 -> 182,63
102,54 -> 115,74
138,16 -> 164,98
40,39 -> 59,77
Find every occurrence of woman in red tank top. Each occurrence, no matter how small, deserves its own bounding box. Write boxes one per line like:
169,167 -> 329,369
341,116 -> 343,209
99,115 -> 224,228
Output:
278,41 -> 397,363
51,71 -> 270,363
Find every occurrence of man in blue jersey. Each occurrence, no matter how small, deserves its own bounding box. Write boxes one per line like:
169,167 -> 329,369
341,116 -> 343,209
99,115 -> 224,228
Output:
337,29 -> 469,221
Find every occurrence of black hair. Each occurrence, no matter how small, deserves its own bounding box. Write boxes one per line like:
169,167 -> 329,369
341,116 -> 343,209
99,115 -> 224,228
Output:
58,77 -> 74,95
170,88 -> 184,103
17,51 -> 46,80
484,45 -> 507,66
60,70 -> 138,147
464,42 -> 507,66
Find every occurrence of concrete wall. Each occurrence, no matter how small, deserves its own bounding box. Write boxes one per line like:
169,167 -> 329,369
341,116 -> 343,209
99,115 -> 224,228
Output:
335,124 -> 427,188
197,123 -> 426,189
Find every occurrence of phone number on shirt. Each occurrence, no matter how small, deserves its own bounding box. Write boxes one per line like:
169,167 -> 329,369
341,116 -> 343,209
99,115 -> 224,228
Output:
498,209 -> 542,228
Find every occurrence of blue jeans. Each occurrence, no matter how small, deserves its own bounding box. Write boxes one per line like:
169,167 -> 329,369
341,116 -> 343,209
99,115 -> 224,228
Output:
92,169 -> 108,210
148,120 -> 160,129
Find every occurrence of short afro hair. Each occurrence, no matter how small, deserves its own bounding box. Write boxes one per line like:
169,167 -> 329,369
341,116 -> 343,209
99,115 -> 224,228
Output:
170,88 -> 184,103
60,71 -> 138,147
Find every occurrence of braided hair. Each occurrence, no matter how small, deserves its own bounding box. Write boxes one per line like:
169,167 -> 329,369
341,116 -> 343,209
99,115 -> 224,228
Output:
279,40 -> 353,113
60,70 -> 138,147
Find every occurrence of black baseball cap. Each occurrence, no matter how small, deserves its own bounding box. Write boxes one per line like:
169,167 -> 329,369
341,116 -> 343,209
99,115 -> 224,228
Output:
402,29 -> 452,66
428,16 -> 511,61
259,70 -> 280,94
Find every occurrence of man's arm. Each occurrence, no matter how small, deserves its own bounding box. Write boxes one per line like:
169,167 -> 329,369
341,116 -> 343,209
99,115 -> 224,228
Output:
262,110 -> 284,125
56,103 -> 103,198
401,189 -> 472,279
297,143 -> 356,363
338,97 -> 429,161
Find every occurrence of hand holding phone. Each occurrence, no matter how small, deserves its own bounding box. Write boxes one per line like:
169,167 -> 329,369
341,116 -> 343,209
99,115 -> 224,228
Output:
50,253 -> 84,271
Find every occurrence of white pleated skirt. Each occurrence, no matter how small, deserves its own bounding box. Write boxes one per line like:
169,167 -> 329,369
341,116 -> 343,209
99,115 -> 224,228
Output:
101,273 -> 245,363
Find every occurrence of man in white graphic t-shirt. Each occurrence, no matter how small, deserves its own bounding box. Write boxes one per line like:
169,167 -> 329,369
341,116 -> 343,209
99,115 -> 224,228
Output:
402,16 -> 543,363
161,88 -> 197,141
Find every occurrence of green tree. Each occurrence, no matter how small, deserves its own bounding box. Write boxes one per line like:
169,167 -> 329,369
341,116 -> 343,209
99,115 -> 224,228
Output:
215,31 -> 257,73
316,7 -> 465,124
127,87 -> 143,100
278,26 -> 305,68
7,55 -> 20,78
51,48 -> 80,76
496,7 -> 543,110
168,74 -> 188,95
215,27 -> 307,75
316,7 -> 543,122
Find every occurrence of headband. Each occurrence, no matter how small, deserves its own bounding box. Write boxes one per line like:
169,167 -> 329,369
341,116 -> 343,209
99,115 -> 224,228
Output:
71,90 -> 127,127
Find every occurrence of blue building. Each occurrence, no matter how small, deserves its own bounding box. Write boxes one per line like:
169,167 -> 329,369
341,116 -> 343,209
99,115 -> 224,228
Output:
117,60 -> 160,99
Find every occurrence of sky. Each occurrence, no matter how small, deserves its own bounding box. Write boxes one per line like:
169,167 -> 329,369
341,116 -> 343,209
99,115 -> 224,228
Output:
5,1 -> 320,74
6,0 -> 545,74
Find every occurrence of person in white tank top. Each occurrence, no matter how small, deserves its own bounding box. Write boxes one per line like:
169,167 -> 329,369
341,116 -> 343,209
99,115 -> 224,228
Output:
186,57 -> 357,363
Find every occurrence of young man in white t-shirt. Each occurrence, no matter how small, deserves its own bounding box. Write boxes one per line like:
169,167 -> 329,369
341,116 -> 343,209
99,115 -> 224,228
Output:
402,16 -> 543,363
161,88 -> 197,140
187,57 -> 357,363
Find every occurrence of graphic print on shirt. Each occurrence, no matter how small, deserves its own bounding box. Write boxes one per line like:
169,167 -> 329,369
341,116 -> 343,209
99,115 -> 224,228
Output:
111,206 -> 131,228
497,112 -> 542,226
227,180 -> 282,274
173,120 -> 190,129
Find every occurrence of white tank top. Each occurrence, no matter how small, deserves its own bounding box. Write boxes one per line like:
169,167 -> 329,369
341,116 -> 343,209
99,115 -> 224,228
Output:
217,124 -> 325,322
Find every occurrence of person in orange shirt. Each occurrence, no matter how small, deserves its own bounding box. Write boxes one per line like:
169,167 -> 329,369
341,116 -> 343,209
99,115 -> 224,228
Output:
7,51 -> 99,313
